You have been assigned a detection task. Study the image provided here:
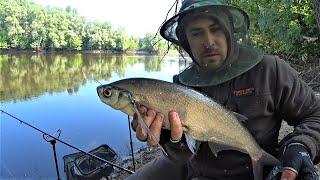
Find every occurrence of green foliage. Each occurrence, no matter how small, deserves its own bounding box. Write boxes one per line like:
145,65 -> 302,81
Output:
0,29 -> 8,48
0,0 -> 26,48
25,2 -> 46,49
0,0 -> 168,53
1,0 -> 318,58
228,0 -> 320,62
65,9 -> 85,50
113,27 -> 128,51
83,22 -> 113,50
139,33 -> 154,51
126,37 -> 139,51
139,33 -> 168,53
44,8 -> 71,49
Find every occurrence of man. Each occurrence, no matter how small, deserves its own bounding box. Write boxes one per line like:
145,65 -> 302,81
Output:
127,0 -> 320,179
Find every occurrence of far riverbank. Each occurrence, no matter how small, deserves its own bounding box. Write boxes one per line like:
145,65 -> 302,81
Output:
0,49 -> 181,56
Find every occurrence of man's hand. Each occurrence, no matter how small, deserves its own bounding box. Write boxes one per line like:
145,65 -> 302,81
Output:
266,143 -> 319,180
280,169 -> 297,180
280,143 -> 318,180
131,105 -> 183,147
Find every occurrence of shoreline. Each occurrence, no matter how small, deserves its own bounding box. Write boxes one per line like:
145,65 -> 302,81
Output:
0,49 -> 180,56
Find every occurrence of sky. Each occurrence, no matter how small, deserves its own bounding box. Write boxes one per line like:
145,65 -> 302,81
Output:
33,0 -> 181,38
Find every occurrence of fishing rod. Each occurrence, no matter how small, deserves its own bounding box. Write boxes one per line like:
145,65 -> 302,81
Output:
0,109 -> 135,175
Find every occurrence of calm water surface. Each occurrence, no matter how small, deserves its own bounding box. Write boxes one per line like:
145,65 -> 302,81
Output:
0,54 -> 188,179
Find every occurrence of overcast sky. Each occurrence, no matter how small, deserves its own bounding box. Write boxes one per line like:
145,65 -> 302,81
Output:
33,0 -> 180,38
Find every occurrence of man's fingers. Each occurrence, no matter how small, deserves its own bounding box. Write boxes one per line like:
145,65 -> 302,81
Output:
147,113 -> 164,147
131,114 -> 138,131
136,124 -> 147,141
131,106 -> 147,131
168,111 -> 183,141
139,105 -> 147,114
144,109 -> 156,127
134,106 -> 149,141
280,169 -> 297,180
135,107 -> 156,142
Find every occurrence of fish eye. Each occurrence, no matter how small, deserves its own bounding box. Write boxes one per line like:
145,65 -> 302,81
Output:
103,87 -> 112,97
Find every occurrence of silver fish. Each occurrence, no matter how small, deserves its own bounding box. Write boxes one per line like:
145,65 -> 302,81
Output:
97,78 -> 279,179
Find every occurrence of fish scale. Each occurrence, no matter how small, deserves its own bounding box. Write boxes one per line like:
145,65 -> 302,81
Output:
97,77 -> 280,180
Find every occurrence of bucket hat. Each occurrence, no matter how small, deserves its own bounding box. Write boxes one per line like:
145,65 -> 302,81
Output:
160,0 -> 250,45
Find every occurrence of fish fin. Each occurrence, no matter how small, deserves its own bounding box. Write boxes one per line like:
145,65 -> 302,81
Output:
232,112 -> 248,124
184,133 -> 197,154
207,141 -> 247,157
251,150 -> 280,180
207,135 -> 248,156
260,150 -> 280,166
251,159 -> 264,180
132,106 -> 169,156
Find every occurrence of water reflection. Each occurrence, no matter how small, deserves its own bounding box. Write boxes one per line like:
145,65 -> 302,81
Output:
0,54 -> 164,103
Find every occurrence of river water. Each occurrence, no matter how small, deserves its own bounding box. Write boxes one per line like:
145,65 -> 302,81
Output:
0,53 -> 188,179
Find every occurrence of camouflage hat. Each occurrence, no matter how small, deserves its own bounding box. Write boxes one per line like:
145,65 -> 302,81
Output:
160,0 -> 250,45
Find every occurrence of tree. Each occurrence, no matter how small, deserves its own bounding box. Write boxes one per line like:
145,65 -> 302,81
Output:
139,33 -> 167,53
113,27 -> 128,52
0,0 -> 170,53
83,22 -> 113,50
228,0 -> 319,62
65,9 -> 85,50
25,2 -> 46,50
44,8 -> 69,49
1,0 -> 26,48
126,37 -> 139,51
0,29 -> 8,48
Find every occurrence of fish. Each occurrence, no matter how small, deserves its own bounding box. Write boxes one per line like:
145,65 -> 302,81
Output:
97,77 -> 279,180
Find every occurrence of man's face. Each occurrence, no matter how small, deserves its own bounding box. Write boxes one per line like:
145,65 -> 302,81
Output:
185,17 -> 228,69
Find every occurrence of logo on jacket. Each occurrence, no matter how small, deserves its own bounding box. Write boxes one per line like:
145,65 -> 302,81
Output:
233,88 -> 255,96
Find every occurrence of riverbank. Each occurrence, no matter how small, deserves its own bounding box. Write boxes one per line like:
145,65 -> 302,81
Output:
0,49 -> 180,56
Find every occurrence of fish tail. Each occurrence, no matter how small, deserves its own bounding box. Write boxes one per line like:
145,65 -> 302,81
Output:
251,150 -> 280,180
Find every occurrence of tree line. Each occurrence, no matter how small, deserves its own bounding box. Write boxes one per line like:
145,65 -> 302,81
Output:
0,0 -> 168,52
0,0 -> 319,61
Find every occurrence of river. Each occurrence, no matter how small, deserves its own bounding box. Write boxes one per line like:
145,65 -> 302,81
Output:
0,53 -> 188,179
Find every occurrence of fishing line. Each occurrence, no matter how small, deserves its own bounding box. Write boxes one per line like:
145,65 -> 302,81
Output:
153,0 -> 179,40
151,0 -> 180,50
0,109 -> 135,175
159,43 -> 173,63
127,95 -> 169,157
151,0 -> 181,64
127,115 -> 136,171
170,43 -> 191,74
94,79 -> 102,85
